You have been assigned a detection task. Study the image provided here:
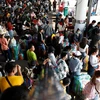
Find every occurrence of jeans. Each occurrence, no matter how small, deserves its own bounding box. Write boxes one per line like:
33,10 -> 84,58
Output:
39,44 -> 46,51
3,49 -> 11,61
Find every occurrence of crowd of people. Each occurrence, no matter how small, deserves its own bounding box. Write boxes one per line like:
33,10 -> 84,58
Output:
0,0 -> 100,100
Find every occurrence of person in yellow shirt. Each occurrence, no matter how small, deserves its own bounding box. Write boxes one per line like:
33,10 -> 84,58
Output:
0,61 -> 24,92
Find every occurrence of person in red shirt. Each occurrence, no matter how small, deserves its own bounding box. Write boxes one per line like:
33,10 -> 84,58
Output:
6,0 -> 13,5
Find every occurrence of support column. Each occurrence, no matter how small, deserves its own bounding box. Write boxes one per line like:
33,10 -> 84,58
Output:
87,0 -> 94,26
74,0 -> 88,32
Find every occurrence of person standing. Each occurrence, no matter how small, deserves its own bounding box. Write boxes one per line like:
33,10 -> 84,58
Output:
0,32 -> 11,61
85,20 -> 96,37
56,52 -> 69,80
37,27 -> 46,59
53,0 -> 57,12
27,44 -> 38,66
6,19 -> 14,39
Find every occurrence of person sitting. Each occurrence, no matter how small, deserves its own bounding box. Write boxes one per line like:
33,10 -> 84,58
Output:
0,61 -> 24,92
74,28 -> 83,45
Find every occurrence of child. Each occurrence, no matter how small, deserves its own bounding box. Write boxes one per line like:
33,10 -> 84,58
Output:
61,77 -> 71,100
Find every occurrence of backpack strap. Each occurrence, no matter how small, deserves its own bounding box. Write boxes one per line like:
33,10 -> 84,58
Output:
5,76 -> 12,87
95,85 -> 100,95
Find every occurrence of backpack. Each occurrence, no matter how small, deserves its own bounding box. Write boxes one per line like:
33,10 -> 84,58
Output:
72,73 -> 91,96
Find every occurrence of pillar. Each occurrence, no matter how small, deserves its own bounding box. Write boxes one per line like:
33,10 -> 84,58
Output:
74,0 -> 88,32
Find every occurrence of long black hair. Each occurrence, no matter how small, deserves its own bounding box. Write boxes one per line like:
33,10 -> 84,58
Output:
79,37 -> 88,49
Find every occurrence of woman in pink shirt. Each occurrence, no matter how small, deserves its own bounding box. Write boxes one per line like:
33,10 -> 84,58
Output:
0,33 -> 11,61
83,70 -> 100,100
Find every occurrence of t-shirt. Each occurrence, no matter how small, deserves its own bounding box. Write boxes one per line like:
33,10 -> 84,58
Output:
90,55 -> 99,67
7,22 -> 13,31
69,57 -> 83,74
0,37 -> 9,50
9,38 -> 16,48
0,76 -> 24,92
27,50 -> 37,63
79,44 -> 88,53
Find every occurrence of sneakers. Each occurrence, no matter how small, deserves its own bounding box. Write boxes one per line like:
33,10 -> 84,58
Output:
10,59 -> 15,62
6,59 -> 9,62
6,59 -> 15,63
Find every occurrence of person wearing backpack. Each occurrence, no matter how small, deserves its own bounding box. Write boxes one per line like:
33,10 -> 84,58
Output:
83,70 -> 100,100
0,61 -> 24,92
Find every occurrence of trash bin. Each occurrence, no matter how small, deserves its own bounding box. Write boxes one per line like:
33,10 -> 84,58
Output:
64,7 -> 68,16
